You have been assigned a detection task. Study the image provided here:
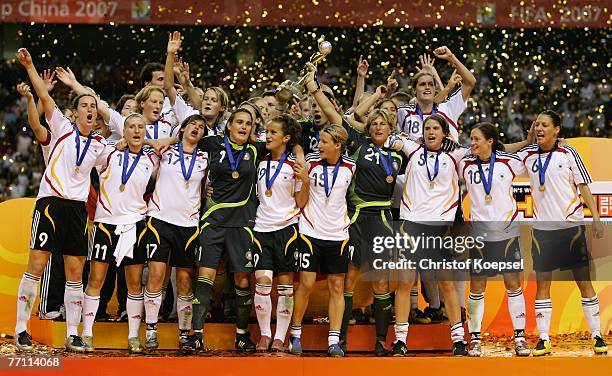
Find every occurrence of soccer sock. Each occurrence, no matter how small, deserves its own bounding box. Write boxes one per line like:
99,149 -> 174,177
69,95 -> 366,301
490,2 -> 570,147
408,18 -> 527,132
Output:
328,330 -> 341,346
290,325 -> 302,339
450,322 -> 465,344
235,286 -> 252,334
535,299 -> 552,341
191,277 -> 213,331
275,284 -> 294,342
65,281 -> 84,337
127,292 -> 144,338
455,278 -> 467,309
254,283 -> 273,337
81,294 -> 100,337
143,288 -> 162,326
467,292 -> 484,342
394,322 -> 409,344
15,272 -> 40,334
373,292 -> 392,342
340,292 -> 353,342
507,288 -> 526,342
581,295 -> 601,339
410,287 -> 418,309
177,294 -> 193,332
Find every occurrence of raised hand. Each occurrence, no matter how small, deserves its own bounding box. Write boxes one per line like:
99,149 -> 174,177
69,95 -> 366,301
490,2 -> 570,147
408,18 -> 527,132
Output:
41,69 -> 57,92
386,69 -> 398,94
16,48 -> 33,68
375,85 -> 388,97
356,55 -> 369,77
177,58 -> 190,84
55,67 -> 77,88
416,54 -> 436,74
167,31 -> 182,54
16,83 -> 34,99
433,46 -> 454,61
293,162 -> 310,183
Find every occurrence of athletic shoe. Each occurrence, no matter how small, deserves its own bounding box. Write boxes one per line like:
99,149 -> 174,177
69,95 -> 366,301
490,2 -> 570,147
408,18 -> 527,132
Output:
424,307 -> 446,323
453,341 -> 468,356
593,336 -> 608,354
339,339 -> 347,354
467,341 -> 481,357
288,336 -> 302,355
15,331 -> 33,351
353,308 -> 366,324
270,339 -> 285,352
409,308 -> 432,324
179,330 -> 189,349
514,339 -> 531,357
65,335 -> 86,352
235,332 -> 256,353
128,337 -> 143,353
327,343 -> 345,357
145,327 -> 158,351
95,312 -> 110,322
532,339 -> 551,356
256,335 -> 271,351
182,334 -> 203,353
391,340 -> 407,357
348,310 -> 356,325
374,340 -> 391,356
39,310 -> 62,320
117,310 -> 128,322
82,335 -> 94,352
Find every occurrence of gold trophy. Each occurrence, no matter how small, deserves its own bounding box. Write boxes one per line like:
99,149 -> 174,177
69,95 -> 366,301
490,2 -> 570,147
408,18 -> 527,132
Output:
276,36 -> 333,104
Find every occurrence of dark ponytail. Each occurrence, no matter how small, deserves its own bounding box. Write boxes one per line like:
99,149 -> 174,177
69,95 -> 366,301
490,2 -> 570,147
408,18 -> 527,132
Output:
269,114 -> 302,151
474,122 -> 505,151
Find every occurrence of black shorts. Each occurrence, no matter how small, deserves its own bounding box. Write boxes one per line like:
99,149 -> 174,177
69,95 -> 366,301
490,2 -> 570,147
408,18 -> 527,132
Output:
398,221 -> 453,267
531,226 -> 589,272
138,217 -> 198,268
30,196 -> 88,256
348,210 -> 394,270
469,237 -> 524,277
89,221 -> 148,265
197,225 -> 254,273
253,224 -> 299,273
297,234 -> 349,275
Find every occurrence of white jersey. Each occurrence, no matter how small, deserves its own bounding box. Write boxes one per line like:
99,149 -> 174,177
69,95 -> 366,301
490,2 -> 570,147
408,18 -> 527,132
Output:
254,153 -> 302,232
299,153 -> 356,241
94,147 -> 159,225
460,151 -> 527,241
148,143 -> 209,227
172,95 -> 226,137
399,139 -> 468,223
517,143 -> 592,230
38,107 -> 108,202
106,108 -> 177,142
396,87 -> 466,142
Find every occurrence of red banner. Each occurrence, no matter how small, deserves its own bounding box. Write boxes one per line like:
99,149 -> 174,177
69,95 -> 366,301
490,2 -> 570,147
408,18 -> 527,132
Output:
0,0 -> 609,28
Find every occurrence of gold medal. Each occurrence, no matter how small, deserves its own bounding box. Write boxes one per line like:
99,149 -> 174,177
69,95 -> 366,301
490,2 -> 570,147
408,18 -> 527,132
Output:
539,185 -> 545,192
326,197 -> 330,204
119,184 -> 125,192
232,171 -> 240,179
74,166 -> 80,175
485,194 -> 492,202
386,175 -> 394,184
265,189 -> 272,197
185,181 -> 190,189
429,181 -> 435,189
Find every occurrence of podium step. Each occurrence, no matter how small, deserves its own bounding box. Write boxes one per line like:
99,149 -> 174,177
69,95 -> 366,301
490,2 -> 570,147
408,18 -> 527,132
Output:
30,316 -> 465,351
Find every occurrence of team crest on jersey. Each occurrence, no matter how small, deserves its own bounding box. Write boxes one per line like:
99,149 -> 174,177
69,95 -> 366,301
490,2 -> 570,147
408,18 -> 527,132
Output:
393,161 -> 399,170
243,153 -> 251,161
245,250 -> 253,261
514,250 -> 521,261
293,251 -> 299,261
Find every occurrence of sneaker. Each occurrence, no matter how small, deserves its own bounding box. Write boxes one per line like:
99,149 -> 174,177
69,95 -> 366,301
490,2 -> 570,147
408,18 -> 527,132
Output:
235,332 -> 256,353
15,331 -> 33,351
145,327 -> 159,351
256,335 -> 271,351
128,337 -> 143,353
532,339 -> 551,356
339,339 -> 347,354
182,334 -> 204,353
467,341 -> 481,357
348,311 -> 356,325
82,335 -> 94,352
65,335 -> 86,352
288,336 -> 302,355
327,343 -> 344,357
424,307 -> 447,323
593,336 -> 608,354
514,339 -> 531,357
39,310 -> 62,320
391,340 -> 408,357
352,308 -> 366,324
453,341 -> 468,356
95,312 -> 110,322
179,329 -> 189,349
117,310 -> 128,322
270,339 -> 285,352
374,340 -> 391,357
409,308 -> 432,324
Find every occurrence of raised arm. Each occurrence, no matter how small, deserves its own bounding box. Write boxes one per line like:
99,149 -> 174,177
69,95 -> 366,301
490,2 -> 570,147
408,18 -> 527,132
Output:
434,70 -> 461,103
350,56 -> 368,111
55,66 -> 111,123
17,83 -> 49,143
354,85 -> 386,121
36,69 -> 57,117
504,121 -> 535,153
433,46 -> 476,101
164,31 -> 182,106
178,61 -> 203,112
16,48 -> 55,120
304,63 -> 342,126
417,54 -> 444,93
